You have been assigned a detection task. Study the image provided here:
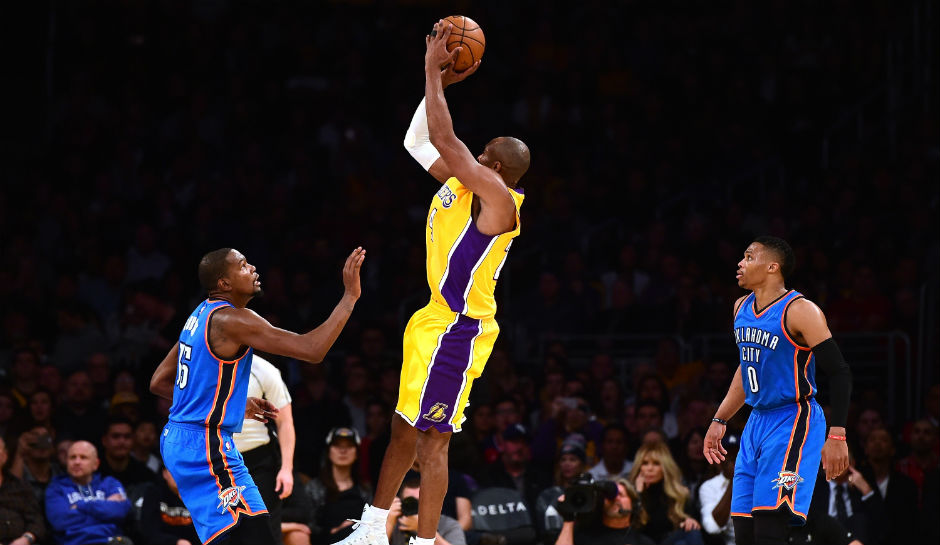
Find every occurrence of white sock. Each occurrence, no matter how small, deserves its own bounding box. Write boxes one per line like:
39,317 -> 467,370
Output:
413,538 -> 435,545
364,504 -> 389,524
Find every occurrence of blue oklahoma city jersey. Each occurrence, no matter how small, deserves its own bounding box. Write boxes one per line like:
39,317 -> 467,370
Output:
170,299 -> 254,433
731,289 -> 825,523
733,290 -> 817,409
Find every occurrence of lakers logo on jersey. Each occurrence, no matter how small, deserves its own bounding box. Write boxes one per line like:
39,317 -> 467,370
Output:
436,185 -> 457,208
423,402 -> 449,422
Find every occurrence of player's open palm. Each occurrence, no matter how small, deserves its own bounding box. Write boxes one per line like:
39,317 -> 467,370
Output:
703,421 -> 727,464
821,437 -> 849,480
342,247 -> 366,299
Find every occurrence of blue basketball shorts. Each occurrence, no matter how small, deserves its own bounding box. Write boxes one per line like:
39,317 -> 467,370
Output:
731,399 -> 825,524
161,422 -> 268,544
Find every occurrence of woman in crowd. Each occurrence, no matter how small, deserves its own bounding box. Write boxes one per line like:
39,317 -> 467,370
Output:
304,427 -> 372,544
630,441 -> 703,545
26,389 -> 55,432
535,439 -> 590,541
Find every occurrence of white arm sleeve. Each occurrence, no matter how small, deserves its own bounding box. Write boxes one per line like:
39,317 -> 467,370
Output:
403,97 -> 441,171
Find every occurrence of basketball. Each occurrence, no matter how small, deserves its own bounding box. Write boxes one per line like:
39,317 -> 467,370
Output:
442,15 -> 485,72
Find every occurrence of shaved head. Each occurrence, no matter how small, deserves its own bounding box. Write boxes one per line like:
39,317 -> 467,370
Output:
198,248 -> 234,292
488,137 -> 530,187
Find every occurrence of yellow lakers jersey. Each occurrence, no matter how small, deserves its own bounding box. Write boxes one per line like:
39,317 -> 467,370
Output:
426,177 -> 524,320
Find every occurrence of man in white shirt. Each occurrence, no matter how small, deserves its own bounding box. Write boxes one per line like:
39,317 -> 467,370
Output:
699,433 -> 738,545
233,354 -> 295,543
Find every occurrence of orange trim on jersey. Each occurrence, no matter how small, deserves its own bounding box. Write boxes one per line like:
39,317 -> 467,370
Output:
792,350 -> 800,403
202,510 -> 270,545
780,296 -> 811,351
778,397 -> 803,504
793,401 -> 811,477
203,304 -> 241,364
752,499 -> 807,520
733,294 -> 752,320
804,350 -> 815,397
216,359 -> 239,489
730,512 -> 753,518
753,289 -> 793,319
204,363 -> 237,524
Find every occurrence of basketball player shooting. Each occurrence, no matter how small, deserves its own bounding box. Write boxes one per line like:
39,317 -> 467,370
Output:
150,247 -> 365,545
703,237 -> 852,545
336,20 -> 530,545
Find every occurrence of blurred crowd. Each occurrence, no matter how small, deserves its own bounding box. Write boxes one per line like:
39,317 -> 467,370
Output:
1,1 -> 937,544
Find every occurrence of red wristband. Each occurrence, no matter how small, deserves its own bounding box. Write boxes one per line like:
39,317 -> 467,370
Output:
827,434 -> 846,441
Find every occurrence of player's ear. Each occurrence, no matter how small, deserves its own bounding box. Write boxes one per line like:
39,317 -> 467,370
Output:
767,262 -> 779,274
493,161 -> 502,173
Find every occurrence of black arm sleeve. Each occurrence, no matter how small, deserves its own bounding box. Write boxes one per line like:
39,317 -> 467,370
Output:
812,338 -> 852,428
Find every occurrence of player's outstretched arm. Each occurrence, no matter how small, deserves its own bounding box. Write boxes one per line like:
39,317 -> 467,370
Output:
220,248 -> 365,363
787,298 -> 852,480
150,343 -> 179,400
424,21 -> 515,225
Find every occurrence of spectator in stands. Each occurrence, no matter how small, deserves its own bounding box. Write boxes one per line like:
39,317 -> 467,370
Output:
292,364 -> 352,478
8,347 -> 40,409
898,419 -> 939,496
0,436 -> 46,545
85,352 -> 113,406
138,465 -> 200,545
811,449 -> 886,545
26,389 -> 55,432
593,378 -> 626,427
674,427 -> 710,515
281,469 -> 315,545
633,374 -> 678,438
851,407 -> 884,457
449,402 -> 492,472
859,428 -> 918,543
38,364 -> 63,399
303,427 -> 370,544
588,424 -> 633,481
700,361 -> 733,406
698,433 -> 739,545
0,390 -> 18,439
9,426 -> 62,504
534,439 -> 588,541
341,360 -> 370,438
99,417 -> 156,489
386,476 -> 465,545
130,420 -> 161,474
53,370 -> 106,442
554,477 -> 653,545
630,441 -> 703,545
400,463 -> 475,534
533,396 -> 603,469
45,440 -> 131,545
633,400 -> 665,438
479,423 -> 550,513
108,392 -> 142,424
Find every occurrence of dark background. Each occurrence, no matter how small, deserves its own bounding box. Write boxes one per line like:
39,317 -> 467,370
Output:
1,0 -> 937,475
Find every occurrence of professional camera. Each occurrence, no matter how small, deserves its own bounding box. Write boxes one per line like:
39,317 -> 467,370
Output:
401,496 -> 419,517
562,473 -> 618,517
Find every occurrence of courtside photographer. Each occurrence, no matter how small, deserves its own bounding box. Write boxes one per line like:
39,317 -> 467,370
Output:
554,474 -> 654,545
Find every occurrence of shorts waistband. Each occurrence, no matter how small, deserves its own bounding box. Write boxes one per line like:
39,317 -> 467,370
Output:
751,397 -> 816,414
166,420 -> 234,436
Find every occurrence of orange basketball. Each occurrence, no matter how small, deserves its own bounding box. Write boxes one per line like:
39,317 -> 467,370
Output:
442,15 -> 485,72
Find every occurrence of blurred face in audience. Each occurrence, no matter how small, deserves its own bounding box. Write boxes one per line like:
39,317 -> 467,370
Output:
910,420 -> 938,455
103,422 -> 133,460
0,437 -> 7,470
57,439 -> 74,467
64,372 -> 93,406
471,404 -> 494,435
635,405 -> 663,433
328,438 -> 357,469
864,428 -> 894,463
68,441 -> 100,484
638,377 -> 664,404
564,398 -> 590,430
855,409 -> 883,442
639,454 -> 664,484
23,427 -> 55,462
558,453 -> 584,481
602,429 -> 628,463
0,395 -> 14,425
686,430 -> 705,462
134,421 -> 157,452
29,391 -> 53,422
494,400 -> 521,432
501,439 -> 531,472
